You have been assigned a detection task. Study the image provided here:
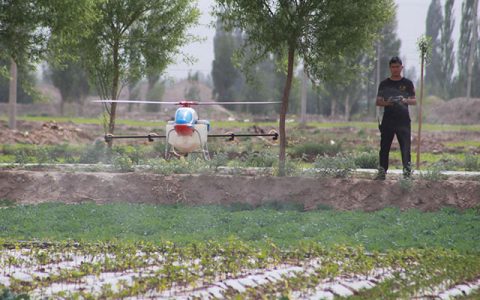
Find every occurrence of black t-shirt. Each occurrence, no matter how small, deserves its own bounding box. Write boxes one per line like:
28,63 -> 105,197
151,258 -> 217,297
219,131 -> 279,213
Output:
377,77 -> 415,124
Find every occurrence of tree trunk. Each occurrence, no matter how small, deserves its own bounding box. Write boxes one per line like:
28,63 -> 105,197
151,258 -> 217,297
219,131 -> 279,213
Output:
330,100 -> 336,118
466,0 -> 478,100
300,68 -> 307,124
278,47 -> 295,176
107,43 -> 120,148
8,58 -> 17,130
344,94 -> 350,121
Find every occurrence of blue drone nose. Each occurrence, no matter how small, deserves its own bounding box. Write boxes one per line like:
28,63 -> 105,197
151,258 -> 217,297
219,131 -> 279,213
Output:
175,107 -> 194,125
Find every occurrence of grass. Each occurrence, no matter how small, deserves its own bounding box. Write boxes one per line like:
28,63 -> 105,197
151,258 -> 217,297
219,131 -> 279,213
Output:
0,203 -> 479,252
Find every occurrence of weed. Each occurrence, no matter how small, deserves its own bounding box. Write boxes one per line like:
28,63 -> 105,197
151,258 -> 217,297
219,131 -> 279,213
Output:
354,152 -> 378,169
0,199 -> 16,208
78,140 -> 110,164
419,166 -> 447,181
465,153 -> 479,171
244,151 -> 277,168
112,155 -> 134,172
398,178 -> 413,192
314,154 -> 356,178
289,141 -> 343,159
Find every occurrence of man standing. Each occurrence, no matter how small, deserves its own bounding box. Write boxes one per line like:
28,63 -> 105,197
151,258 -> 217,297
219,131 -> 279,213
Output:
375,56 -> 416,180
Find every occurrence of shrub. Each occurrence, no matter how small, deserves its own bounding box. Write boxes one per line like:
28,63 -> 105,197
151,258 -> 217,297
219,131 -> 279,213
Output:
465,153 -> 479,171
419,166 -> 447,181
289,141 -> 343,159
314,154 -> 356,178
354,152 -> 378,169
244,151 -> 277,168
112,155 -> 134,172
79,140 -> 110,164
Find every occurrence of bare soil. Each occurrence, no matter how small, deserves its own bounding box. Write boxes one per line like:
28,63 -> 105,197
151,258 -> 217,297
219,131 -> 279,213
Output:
1,170 -> 479,211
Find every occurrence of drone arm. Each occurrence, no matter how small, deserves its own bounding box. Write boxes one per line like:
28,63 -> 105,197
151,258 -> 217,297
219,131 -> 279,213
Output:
208,132 -> 278,141
104,133 -> 166,143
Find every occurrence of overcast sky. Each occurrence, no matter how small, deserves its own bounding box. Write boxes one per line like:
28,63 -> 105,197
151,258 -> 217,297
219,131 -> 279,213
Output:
165,0 -> 464,80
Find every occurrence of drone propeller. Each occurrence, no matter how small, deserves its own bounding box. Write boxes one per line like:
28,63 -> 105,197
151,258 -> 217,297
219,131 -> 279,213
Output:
93,99 -> 280,106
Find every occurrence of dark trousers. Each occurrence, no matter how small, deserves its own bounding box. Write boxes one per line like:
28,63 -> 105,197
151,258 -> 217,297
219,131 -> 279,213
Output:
379,122 -> 411,174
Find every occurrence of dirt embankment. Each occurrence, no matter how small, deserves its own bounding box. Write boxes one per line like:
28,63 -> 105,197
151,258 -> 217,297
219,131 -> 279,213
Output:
1,170 -> 479,211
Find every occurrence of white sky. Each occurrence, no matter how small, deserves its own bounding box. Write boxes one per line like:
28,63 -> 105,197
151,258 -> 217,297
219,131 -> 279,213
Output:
165,0 -> 464,79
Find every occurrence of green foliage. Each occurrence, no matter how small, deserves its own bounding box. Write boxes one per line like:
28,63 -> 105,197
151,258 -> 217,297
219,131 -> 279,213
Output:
419,165 -> 448,181
354,151 -> 379,169
112,155 -> 134,172
398,177 -> 413,192
289,141 -> 343,159
214,0 -> 394,84
314,155 -> 356,178
78,140 -> 111,164
79,0 -> 199,105
44,59 -> 90,113
243,151 -> 277,168
417,35 -> 433,62
424,0 -> 444,98
0,199 -> 16,208
465,153 -> 479,171
0,289 -> 30,300
1,204 -> 479,252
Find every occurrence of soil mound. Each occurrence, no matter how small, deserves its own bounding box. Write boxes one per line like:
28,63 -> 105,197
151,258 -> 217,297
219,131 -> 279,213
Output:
1,170 -> 479,212
0,120 -> 95,145
426,97 -> 480,124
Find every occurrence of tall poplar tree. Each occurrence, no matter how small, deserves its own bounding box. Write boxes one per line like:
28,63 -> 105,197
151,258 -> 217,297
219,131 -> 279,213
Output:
456,0 -> 480,98
425,0 -> 443,98
441,0 -> 456,100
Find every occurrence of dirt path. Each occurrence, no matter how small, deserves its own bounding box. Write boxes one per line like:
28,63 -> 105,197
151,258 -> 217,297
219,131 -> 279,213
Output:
1,170 -> 479,211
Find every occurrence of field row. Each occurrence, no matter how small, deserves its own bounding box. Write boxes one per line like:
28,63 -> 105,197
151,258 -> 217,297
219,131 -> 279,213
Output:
1,242 -> 479,299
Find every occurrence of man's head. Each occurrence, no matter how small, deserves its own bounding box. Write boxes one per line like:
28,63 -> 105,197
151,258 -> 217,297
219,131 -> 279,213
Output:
389,56 -> 403,78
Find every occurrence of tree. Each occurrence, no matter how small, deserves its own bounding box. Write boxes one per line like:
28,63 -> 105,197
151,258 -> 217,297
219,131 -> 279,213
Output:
211,21 -> 242,102
425,0 -> 444,98
45,60 -> 90,115
456,0 -> 480,98
0,0 -> 95,129
441,0 -> 455,100
78,0 -> 199,146
214,0 -> 394,175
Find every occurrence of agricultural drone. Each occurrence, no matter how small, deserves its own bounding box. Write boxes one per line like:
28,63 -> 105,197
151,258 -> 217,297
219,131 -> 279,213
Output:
94,100 -> 279,160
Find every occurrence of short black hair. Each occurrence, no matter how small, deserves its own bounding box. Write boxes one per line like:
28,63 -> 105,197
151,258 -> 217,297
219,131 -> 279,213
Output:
389,56 -> 403,65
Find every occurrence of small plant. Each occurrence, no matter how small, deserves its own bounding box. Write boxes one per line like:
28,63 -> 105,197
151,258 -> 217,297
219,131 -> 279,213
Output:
419,166 -> 447,181
398,178 -> 413,192
209,152 -> 229,171
112,155 -> 134,172
0,199 -> 16,208
244,151 -> 277,168
354,152 -> 378,169
79,140 -> 110,164
314,154 -> 356,178
289,141 -> 343,159
465,153 -> 479,171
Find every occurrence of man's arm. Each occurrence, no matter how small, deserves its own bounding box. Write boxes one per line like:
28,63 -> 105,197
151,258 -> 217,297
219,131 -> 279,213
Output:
376,96 -> 393,107
402,97 -> 416,106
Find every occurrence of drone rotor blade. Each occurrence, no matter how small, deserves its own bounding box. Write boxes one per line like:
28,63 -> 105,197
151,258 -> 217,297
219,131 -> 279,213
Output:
92,100 -> 179,105
92,100 -> 281,105
194,101 -> 281,105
